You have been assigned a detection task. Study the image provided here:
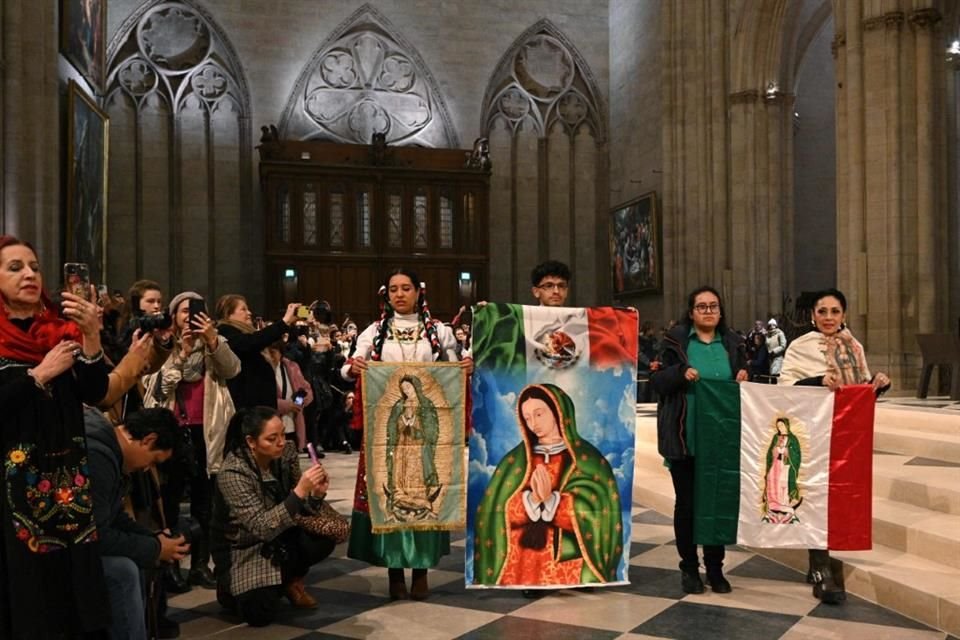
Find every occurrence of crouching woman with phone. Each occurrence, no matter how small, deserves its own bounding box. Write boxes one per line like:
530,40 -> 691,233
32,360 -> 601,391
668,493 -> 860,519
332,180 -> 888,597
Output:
211,407 -> 342,627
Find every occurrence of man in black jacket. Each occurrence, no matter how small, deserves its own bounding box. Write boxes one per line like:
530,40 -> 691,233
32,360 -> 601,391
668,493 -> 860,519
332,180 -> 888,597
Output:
85,407 -> 190,640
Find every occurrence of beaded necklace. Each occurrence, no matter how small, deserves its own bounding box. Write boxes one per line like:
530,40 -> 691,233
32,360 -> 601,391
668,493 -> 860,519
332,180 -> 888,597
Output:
390,318 -> 423,362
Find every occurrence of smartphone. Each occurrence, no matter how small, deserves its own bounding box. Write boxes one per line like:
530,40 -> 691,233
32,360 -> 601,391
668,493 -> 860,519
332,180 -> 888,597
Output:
293,389 -> 306,406
296,305 -> 311,320
187,298 -> 206,326
97,284 -> 109,297
306,443 -> 320,465
63,263 -> 91,301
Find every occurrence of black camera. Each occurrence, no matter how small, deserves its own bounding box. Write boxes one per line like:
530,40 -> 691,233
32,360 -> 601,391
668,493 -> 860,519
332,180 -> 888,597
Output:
167,521 -> 203,546
135,310 -> 173,332
259,538 -> 290,567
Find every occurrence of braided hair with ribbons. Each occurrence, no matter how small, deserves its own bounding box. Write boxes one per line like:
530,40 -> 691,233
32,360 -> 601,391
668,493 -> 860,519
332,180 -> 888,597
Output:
370,268 -> 442,362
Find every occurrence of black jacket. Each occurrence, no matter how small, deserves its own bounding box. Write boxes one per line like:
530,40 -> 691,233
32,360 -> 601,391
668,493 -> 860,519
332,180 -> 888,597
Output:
219,321 -> 290,410
84,407 -> 161,568
650,323 -> 746,460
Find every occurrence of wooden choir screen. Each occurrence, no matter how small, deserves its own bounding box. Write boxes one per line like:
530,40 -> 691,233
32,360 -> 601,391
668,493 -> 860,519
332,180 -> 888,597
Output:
259,135 -> 490,327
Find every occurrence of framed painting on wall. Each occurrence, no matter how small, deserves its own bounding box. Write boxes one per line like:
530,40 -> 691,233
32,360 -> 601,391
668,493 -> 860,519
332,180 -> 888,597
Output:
66,80 -> 109,285
60,0 -> 106,93
610,192 -> 660,296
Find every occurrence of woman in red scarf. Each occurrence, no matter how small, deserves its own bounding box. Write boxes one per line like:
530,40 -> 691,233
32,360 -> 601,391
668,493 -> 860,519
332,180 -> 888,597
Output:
0,236 -> 112,639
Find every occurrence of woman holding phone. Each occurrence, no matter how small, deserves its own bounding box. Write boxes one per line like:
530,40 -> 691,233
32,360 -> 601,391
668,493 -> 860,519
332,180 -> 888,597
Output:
264,340 -> 314,451
212,407 -> 336,627
216,295 -> 302,410
143,291 -> 240,589
0,236 -> 112,638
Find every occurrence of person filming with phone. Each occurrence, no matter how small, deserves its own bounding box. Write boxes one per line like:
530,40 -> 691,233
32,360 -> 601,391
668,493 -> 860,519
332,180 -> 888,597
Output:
215,294 -> 305,411
264,340 -> 314,452
211,407 -> 342,627
0,237 -> 113,638
142,291 -> 241,591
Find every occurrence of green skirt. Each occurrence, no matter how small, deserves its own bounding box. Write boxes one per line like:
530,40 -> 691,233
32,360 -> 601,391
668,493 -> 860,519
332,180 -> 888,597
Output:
347,510 -> 450,568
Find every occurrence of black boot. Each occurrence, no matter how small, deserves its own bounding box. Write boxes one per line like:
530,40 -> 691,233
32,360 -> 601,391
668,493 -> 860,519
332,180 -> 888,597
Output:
680,569 -> 704,594
164,562 -> 191,594
388,568 -> 407,600
188,539 -> 217,589
705,567 -> 732,594
809,549 -> 845,604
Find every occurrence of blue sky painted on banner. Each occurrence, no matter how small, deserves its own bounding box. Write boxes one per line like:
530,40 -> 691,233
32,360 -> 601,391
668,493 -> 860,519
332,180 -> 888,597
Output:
465,360 -> 637,584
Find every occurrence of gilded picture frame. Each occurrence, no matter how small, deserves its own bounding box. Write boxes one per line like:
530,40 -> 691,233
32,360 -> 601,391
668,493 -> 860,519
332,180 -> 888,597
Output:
66,80 -> 109,285
610,192 -> 661,296
60,0 -> 106,94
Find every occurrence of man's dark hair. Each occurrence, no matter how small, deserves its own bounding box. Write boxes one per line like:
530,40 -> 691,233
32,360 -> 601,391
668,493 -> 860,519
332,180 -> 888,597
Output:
530,260 -> 571,287
124,408 -> 181,453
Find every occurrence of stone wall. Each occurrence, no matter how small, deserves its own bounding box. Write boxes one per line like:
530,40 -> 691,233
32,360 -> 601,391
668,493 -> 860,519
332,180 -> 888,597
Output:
792,15 -> 836,297
609,0 -> 664,324
105,0 -> 610,311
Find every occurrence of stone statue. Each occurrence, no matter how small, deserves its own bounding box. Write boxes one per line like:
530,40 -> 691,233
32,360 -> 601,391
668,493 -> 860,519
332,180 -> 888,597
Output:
466,137 -> 491,170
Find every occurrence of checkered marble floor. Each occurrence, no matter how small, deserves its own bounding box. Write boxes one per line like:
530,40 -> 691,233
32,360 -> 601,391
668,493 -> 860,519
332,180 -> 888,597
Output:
169,451 -> 957,639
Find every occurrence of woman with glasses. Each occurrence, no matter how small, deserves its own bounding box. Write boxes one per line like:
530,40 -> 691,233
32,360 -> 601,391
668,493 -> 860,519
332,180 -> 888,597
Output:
651,286 -> 747,595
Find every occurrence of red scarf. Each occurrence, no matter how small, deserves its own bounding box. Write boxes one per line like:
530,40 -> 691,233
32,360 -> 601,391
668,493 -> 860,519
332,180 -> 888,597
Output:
0,295 -> 82,364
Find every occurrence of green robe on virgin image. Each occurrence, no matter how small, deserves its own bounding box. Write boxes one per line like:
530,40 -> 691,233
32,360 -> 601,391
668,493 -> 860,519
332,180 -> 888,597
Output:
472,383 -> 624,586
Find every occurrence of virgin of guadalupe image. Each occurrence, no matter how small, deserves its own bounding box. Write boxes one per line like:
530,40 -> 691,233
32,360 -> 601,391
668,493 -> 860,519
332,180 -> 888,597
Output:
384,375 -> 442,523
762,417 -> 803,524
473,384 -> 622,586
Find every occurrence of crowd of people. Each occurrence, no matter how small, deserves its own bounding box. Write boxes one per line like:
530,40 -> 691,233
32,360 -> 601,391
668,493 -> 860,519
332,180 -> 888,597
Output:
0,232 -> 889,638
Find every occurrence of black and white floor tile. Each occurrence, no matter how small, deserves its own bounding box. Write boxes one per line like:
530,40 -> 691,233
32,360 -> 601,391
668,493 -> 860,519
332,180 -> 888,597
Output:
167,452 -> 953,639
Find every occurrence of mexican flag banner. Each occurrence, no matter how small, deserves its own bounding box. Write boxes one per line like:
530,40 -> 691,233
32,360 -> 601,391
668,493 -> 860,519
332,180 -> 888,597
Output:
465,303 -> 638,589
694,380 -> 874,550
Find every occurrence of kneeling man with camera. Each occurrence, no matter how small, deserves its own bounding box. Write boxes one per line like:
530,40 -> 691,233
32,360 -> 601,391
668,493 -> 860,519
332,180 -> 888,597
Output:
85,407 -> 190,640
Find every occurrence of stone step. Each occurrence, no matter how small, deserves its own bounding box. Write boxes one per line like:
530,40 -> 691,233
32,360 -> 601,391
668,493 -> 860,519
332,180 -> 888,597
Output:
872,497 -> 960,571
874,426 -> 960,464
758,544 -> 960,637
631,414 -> 960,635
875,404 -> 960,438
873,452 -> 960,515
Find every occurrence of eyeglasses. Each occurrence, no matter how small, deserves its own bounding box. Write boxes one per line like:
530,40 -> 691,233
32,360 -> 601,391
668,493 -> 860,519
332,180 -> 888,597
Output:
536,281 -> 568,292
693,303 -> 720,314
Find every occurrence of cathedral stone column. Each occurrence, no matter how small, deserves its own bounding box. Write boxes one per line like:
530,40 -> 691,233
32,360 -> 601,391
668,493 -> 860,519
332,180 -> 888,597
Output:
664,0 -> 794,330
662,0 -> 732,322
833,3 -> 948,388
1,2 -> 60,275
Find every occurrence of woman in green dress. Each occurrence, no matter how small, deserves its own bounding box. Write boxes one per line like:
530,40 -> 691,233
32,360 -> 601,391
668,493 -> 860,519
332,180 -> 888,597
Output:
342,268 -> 471,600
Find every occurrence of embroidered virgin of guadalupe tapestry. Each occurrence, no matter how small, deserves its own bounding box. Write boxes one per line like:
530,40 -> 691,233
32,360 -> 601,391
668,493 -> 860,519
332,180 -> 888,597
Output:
466,304 -> 638,589
362,362 -> 467,534
692,380 -> 874,550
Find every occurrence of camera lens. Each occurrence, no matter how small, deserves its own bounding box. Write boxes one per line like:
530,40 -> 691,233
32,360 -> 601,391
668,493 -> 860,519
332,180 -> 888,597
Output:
136,311 -> 173,332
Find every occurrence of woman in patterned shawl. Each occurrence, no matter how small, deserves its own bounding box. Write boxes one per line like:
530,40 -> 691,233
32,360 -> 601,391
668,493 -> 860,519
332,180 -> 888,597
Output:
779,287 -> 890,605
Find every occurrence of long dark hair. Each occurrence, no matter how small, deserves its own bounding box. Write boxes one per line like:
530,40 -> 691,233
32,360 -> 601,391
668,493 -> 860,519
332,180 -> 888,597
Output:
370,268 -> 442,361
517,385 -> 561,446
224,406 -> 279,457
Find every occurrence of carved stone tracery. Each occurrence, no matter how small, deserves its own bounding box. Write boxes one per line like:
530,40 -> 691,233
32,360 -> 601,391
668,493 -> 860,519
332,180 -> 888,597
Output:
481,21 -> 605,140
279,4 -> 458,147
107,1 -> 248,115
